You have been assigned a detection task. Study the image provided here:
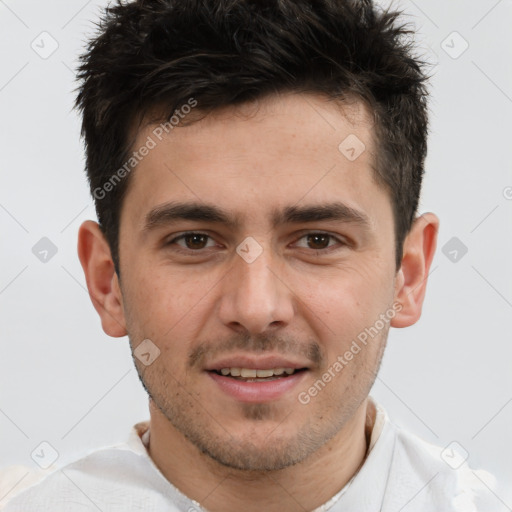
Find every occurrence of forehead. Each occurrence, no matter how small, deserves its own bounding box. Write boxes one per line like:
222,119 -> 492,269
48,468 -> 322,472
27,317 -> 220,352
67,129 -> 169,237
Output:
121,92 -> 390,233
138,92 -> 376,164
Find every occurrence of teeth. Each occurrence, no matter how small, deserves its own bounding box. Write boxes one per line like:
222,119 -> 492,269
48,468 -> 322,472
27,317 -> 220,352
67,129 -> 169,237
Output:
256,369 -> 274,378
217,367 -> 298,378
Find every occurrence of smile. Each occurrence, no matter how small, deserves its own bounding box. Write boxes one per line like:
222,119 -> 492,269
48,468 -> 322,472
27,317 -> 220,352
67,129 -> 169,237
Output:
207,367 -> 309,402
214,367 -> 303,380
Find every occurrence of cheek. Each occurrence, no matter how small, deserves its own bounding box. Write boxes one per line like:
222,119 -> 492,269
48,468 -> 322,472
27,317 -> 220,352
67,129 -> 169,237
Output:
293,264 -> 393,370
297,262 -> 392,324
128,265 -> 206,318
123,268 -> 214,356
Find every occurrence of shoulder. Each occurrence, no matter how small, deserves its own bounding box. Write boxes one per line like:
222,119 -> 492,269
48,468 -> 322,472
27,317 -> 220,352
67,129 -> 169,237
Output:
0,465 -> 48,509
385,418 -> 506,511
0,446 -> 140,511
0,421 -> 182,511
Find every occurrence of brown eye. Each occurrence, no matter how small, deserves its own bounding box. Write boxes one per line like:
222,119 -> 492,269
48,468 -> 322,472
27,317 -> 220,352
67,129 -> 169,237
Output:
182,233 -> 209,250
294,232 -> 344,251
306,234 -> 331,250
167,232 -> 216,251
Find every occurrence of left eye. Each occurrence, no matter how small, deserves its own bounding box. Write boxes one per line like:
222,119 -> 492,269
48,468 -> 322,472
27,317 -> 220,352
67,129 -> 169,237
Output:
294,233 -> 343,250
167,232 -> 343,252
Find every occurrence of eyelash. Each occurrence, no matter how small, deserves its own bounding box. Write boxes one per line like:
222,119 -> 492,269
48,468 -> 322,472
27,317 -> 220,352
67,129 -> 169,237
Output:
165,231 -> 347,255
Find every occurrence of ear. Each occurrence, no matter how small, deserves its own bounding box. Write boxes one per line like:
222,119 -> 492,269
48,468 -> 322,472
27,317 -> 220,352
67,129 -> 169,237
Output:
391,212 -> 439,328
77,220 -> 127,337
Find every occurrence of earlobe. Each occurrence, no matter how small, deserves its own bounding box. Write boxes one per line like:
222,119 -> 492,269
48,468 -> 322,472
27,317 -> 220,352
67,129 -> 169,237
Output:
77,220 -> 127,337
391,213 -> 439,328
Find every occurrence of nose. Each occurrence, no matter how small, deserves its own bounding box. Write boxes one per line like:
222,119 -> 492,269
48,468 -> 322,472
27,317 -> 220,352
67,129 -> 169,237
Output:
217,242 -> 295,334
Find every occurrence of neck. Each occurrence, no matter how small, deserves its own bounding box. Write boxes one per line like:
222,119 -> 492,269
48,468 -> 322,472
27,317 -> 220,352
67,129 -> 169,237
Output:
146,398 -> 375,512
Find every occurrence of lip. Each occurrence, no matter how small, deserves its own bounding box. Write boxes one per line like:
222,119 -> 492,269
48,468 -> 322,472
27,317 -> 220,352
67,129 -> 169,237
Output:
205,354 -> 310,371
207,368 -> 309,403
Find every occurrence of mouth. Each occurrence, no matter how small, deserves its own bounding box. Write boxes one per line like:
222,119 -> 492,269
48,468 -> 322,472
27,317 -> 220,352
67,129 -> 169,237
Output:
205,359 -> 310,402
210,367 -> 308,382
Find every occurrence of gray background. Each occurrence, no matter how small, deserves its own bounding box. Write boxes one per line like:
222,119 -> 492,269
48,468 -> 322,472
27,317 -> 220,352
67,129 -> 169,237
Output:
1,0 -> 511,506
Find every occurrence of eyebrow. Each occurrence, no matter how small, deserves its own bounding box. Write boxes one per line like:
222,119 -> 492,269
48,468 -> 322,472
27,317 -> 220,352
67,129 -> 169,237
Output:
143,201 -> 371,232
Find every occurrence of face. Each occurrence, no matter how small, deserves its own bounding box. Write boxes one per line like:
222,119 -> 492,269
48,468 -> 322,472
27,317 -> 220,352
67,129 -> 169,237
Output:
115,93 -> 400,471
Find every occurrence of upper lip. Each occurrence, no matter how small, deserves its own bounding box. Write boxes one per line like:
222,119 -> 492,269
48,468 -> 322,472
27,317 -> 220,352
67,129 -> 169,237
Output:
205,355 -> 310,371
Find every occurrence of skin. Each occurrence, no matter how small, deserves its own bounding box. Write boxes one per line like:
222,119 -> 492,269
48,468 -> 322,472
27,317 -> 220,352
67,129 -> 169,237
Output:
78,92 -> 439,512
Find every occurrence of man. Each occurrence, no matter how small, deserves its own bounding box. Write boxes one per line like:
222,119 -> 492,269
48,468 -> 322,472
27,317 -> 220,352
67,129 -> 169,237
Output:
1,0 -> 504,510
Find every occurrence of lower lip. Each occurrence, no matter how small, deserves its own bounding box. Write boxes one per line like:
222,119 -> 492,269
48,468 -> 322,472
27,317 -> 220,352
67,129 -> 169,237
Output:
207,371 -> 308,403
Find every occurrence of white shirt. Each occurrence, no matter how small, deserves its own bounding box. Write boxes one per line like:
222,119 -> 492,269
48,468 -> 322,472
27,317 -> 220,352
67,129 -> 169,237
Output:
0,397 -> 506,511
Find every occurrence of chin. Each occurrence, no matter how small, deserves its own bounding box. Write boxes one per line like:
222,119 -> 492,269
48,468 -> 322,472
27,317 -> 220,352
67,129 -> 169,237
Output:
197,435 -> 311,472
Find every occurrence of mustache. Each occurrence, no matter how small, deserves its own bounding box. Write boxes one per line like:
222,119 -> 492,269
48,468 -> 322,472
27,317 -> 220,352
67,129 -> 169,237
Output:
188,332 -> 324,368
